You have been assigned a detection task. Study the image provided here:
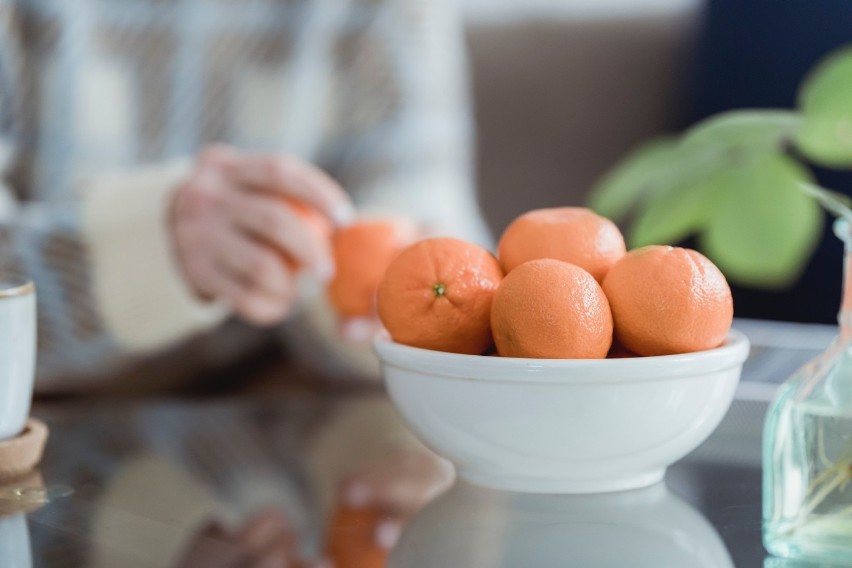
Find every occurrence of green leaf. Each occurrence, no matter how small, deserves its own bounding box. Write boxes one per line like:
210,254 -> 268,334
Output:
682,110 -> 801,156
700,154 -> 823,289
796,46 -> 852,168
629,176 -> 724,248
587,139 -> 680,221
588,111 -> 802,223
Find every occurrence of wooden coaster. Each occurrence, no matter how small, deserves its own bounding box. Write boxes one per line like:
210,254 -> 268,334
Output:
0,418 -> 48,480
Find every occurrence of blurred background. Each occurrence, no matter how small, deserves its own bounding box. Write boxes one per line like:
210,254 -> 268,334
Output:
467,0 -> 696,231
466,0 -> 852,324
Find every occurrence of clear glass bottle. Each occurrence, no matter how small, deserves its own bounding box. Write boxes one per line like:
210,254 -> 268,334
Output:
763,218 -> 852,563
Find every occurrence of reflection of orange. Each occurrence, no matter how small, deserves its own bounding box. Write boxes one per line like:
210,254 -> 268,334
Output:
326,504 -> 388,568
377,238 -> 503,354
328,220 -> 415,318
497,207 -> 626,282
491,259 -> 612,358
282,198 -> 333,271
602,246 -> 733,356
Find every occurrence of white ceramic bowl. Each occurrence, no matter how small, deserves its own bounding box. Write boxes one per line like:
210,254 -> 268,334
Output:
374,330 -> 750,494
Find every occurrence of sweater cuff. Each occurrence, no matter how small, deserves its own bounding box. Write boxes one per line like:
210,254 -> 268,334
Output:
81,161 -> 228,353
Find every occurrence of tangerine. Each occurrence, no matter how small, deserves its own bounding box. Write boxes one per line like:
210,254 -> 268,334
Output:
328,219 -> 416,318
601,245 -> 733,356
377,238 -> 503,354
490,258 -> 613,358
325,504 -> 388,568
497,207 -> 625,281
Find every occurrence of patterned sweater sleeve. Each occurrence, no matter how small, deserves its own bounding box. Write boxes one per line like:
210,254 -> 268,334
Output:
0,11 -> 226,390
320,0 -> 493,246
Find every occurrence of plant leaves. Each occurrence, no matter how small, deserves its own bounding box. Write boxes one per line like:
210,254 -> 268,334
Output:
587,138 -> 680,222
682,109 -> 801,157
700,154 -> 823,289
588,111 -> 801,224
629,175 -> 724,248
796,46 -> 852,168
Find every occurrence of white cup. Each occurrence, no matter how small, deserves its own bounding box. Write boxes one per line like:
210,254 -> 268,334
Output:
0,275 -> 35,441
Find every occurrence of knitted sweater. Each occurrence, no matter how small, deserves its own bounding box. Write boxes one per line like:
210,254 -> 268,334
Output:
0,0 -> 490,390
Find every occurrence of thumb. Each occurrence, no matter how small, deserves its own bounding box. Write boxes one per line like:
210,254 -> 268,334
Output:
338,317 -> 381,343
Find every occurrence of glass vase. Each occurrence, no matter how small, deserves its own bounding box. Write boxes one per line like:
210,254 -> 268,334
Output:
763,218 -> 852,563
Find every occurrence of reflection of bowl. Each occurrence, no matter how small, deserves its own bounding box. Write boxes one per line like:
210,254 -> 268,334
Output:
389,481 -> 733,568
374,331 -> 749,493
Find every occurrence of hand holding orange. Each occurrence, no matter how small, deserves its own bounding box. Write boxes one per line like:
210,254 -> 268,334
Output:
280,198 -> 334,273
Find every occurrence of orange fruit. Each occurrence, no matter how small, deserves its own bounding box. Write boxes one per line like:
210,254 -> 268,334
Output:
601,245 -> 733,356
328,219 -> 416,318
491,259 -> 613,359
325,504 -> 388,568
281,198 -> 333,272
377,238 -> 503,354
497,207 -> 626,281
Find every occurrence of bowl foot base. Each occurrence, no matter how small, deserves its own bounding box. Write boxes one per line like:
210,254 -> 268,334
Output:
459,468 -> 666,494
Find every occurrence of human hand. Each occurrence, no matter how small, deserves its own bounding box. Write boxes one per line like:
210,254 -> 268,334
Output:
177,509 -> 315,568
337,316 -> 382,344
170,145 -> 353,326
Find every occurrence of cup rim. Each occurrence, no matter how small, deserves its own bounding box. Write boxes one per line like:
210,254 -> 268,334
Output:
373,329 -> 750,384
0,272 -> 34,299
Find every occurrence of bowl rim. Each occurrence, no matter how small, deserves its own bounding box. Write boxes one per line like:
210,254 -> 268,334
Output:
373,329 -> 750,384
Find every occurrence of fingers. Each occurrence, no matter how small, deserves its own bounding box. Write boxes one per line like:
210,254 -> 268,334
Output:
227,154 -> 354,226
214,271 -> 295,327
249,538 -> 297,568
180,226 -> 296,325
177,521 -> 246,568
238,510 -> 297,553
215,231 -> 294,299
237,510 -> 303,568
173,145 -> 349,328
338,317 -> 382,343
224,190 -> 334,281
342,451 -> 454,515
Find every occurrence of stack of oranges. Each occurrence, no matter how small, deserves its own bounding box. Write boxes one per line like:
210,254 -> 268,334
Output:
372,207 -> 733,359
311,203 -> 732,360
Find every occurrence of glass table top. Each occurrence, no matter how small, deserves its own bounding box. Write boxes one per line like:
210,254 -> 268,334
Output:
2,320 -> 840,568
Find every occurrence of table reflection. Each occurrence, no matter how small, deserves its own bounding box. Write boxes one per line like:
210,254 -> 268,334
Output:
0,514 -> 31,568
0,470 -> 51,568
765,557 -> 846,567
391,480 -> 733,568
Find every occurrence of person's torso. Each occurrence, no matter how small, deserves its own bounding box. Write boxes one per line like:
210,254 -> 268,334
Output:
1,0 -> 372,201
